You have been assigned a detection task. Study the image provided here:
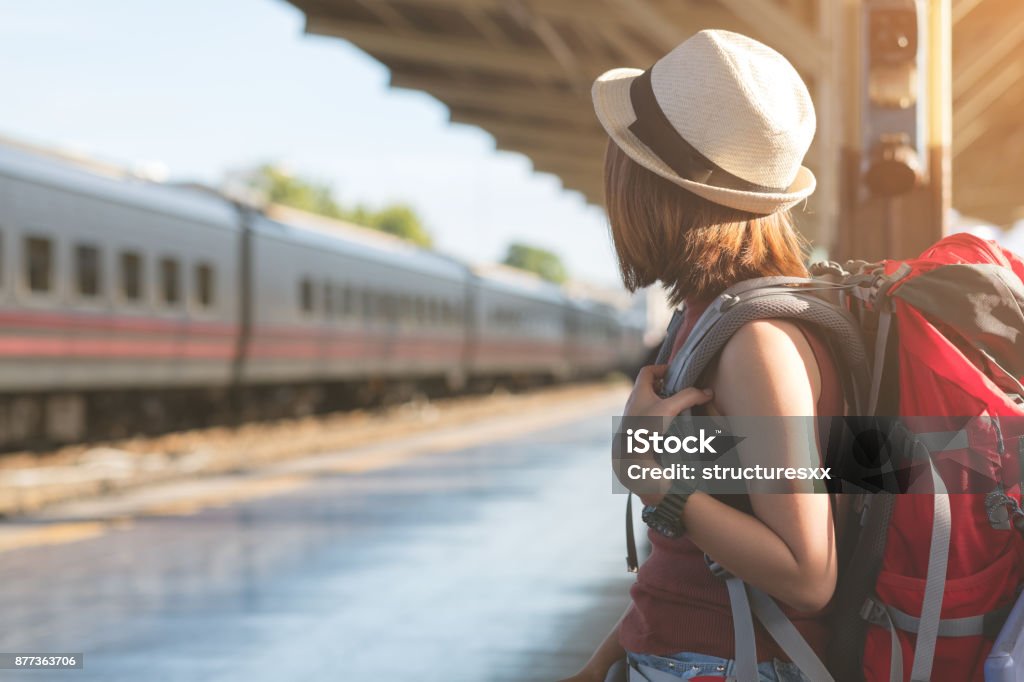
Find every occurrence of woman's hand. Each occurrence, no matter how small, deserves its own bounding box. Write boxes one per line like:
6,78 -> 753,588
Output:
624,365 -> 713,418
616,366 -> 714,504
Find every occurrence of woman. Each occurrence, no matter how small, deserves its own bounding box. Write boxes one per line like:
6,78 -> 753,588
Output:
561,30 -> 842,682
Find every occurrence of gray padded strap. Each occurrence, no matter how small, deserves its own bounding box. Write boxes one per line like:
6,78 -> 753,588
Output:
662,287 -> 870,414
910,460 -> 952,682
718,276 -> 823,297
747,586 -> 836,682
725,577 -> 759,682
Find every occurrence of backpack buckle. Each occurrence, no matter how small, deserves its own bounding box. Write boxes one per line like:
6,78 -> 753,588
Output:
704,553 -> 733,579
870,263 -> 913,306
859,596 -> 889,627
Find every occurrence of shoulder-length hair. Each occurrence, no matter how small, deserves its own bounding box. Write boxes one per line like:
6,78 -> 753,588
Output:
603,140 -> 809,307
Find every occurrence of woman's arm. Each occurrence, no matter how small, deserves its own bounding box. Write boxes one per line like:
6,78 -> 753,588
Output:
693,319 -> 836,612
636,320 -> 838,612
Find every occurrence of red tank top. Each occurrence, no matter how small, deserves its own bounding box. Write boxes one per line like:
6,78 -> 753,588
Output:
619,298 -> 843,662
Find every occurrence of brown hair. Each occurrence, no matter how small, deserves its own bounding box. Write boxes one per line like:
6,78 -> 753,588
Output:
603,140 -> 809,307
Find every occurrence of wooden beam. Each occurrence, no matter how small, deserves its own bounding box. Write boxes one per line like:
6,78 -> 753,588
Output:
952,0 -> 988,25
524,151 -> 605,174
506,4 -> 587,86
354,0 -> 412,30
379,0 -> 675,24
462,7 -> 510,46
449,113 -> 605,151
605,0 -> 686,52
954,184 -> 1024,211
304,15 -> 561,80
390,74 -> 593,124
955,121 -> 1024,183
492,135 -> 606,161
713,0 -> 829,75
953,6 -> 1024,100
597,24 -> 661,65
953,60 -> 1024,156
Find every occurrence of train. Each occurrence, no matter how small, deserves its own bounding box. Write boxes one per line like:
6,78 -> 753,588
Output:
0,140 -> 647,448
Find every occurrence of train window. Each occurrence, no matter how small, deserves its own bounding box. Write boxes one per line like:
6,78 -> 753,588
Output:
120,251 -> 144,302
323,282 -> 334,318
361,290 -> 373,320
299,278 -> 314,313
159,257 -> 180,306
341,285 -> 352,317
25,236 -> 53,293
75,244 -> 102,297
195,263 -> 214,308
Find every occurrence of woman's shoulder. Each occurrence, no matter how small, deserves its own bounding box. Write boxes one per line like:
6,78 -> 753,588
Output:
721,318 -> 815,363
713,319 -> 822,416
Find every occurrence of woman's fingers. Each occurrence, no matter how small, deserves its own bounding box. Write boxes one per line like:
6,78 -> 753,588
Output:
645,364 -> 669,379
635,364 -> 668,384
662,386 -> 714,414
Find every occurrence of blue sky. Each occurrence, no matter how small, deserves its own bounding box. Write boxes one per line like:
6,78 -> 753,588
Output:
0,0 -> 620,286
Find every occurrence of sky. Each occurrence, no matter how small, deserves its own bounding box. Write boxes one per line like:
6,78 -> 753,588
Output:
0,0 -> 1020,287
0,0 -> 621,286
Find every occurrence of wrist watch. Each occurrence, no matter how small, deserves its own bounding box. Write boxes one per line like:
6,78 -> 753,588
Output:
642,479 -> 698,538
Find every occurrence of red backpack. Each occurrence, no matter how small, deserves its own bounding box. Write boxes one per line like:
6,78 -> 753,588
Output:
644,233 -> 1024,681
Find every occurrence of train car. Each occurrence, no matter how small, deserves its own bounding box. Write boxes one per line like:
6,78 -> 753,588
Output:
466,263 -> 570,385
0,142 -> 242,442
614,309 -> 648,377
566,298 -> 623,378
244,207 -> 471,397
0,139 -> 647,447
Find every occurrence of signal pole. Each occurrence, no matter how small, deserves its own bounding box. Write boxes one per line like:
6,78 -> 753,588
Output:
837,0 -> 952,261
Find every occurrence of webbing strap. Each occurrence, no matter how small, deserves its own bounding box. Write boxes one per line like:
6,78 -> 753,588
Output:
625,493 -> 638,573
871,600 -> 905,682
861,596 -> 1012,638
910,462 -> 952,682
747,587 -> 836,682
724,576 -> 759,682
915,429 -> 970,453
868,308 -> 892,415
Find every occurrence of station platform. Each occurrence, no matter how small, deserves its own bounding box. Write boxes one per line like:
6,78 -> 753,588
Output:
0,386 -> 633,681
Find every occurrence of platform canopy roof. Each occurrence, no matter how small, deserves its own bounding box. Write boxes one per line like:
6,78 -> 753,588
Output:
288,0 -> 1024,228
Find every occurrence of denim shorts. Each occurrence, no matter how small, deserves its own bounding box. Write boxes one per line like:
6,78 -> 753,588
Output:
626,650 -> 810,681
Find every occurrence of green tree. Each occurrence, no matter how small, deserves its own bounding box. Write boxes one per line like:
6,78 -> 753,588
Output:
252,164 -> 346,220
502,242 -> 568,283
367,204 -> 433,248
243,165 -> 432,247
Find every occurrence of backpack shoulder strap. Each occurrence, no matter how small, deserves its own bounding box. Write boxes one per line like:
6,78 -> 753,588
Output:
654,307 -> 685,366
660,277 -> 871,415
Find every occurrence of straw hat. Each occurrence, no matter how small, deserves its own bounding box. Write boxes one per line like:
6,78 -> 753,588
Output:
592,29 -> 816,215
